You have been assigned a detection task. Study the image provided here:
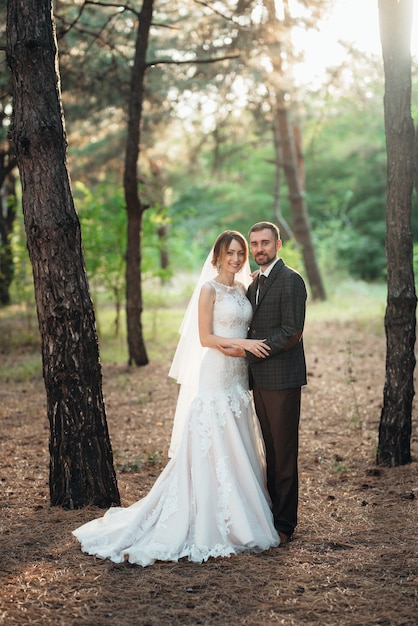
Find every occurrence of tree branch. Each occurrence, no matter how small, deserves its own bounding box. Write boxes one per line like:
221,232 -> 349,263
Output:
146,54 -> 240,68
193,0 -> 235,22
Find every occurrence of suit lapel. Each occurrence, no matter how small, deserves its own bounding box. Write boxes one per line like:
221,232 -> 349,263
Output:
256,259 -> 283,306
248,277 -> 258,309
248,259 -> 285,311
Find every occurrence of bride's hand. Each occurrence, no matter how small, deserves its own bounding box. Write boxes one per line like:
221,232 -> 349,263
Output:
239,338 -> 270,358
217,344 -> 246,357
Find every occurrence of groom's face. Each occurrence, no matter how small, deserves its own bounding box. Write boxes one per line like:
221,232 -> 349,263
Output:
249,228 -> 281,269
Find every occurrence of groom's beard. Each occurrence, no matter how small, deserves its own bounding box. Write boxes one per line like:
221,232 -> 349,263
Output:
254,252 -> 276,267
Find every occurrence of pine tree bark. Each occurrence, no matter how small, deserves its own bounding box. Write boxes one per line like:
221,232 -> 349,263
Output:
377,0 -> 416,466
7,0 -> 120,507
124,0 -> 154,366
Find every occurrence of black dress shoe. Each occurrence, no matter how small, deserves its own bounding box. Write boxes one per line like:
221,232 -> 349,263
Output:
278,531 -> 291,546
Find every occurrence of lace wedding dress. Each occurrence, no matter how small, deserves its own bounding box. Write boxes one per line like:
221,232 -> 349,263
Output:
73,280 -> 279,566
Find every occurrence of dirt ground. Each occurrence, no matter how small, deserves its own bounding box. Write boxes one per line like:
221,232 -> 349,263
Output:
0,315 -> 417,625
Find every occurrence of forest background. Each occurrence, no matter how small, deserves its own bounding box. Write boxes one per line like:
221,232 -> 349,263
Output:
1,0 -> 418,326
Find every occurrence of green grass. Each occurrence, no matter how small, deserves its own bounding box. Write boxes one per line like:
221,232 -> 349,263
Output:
0,353 -> 43,383
114,450 -> 163,473
307,279 -> 387,326
95,305 -> 185,364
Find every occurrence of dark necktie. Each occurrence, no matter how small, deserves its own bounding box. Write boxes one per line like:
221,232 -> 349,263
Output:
257,274 -> 267,303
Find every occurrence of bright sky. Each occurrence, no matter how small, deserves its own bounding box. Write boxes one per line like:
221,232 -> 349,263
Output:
293,0 -> 418,85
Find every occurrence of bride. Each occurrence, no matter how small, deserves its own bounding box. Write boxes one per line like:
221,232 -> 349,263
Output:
72,230 -> 280,566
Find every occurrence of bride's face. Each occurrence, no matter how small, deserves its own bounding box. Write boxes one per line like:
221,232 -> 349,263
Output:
220,239 -> 246,275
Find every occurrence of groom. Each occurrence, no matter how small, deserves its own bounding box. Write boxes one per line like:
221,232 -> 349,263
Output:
222,221 -> 307,545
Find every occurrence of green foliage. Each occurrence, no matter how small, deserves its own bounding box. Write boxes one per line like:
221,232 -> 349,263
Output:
5,6 -> 418,312
141,200 -> 174,283
167,144 -> 288,271
279,241 -> 304,275
413,243 -> 418,283
74,182 -> 126,306
303,87 -> 390,282
75,182 -> 173,306
8,215 -> 36,311
57,2 -> 418,288
168,185 -> 239,270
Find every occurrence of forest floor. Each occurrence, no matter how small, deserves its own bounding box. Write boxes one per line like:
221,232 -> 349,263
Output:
0,313 -> 417,625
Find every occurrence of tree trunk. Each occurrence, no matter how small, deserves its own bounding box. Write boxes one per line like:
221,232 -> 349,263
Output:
261,0 -> 325,300
276,100 -> 326,300
149,159 -> 170,277
377,0 -> 416,466
7,0 -> 120,507
271,120 -> 293,241
124,0 -> 154,366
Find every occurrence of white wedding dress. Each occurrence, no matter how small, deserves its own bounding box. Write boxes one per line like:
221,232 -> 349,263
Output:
73,280 -> 279,566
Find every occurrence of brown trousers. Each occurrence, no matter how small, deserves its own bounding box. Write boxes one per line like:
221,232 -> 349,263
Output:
253,386 -> 301,537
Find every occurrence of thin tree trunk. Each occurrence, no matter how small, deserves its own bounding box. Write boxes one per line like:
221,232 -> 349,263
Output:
149,158 -> 170,277
377,0 -> 416,466
271,120 -> 293,241
7,0 -> 120,507
276,100 -> 326,300
261,0 -> 325,300
124,0 -> 154,366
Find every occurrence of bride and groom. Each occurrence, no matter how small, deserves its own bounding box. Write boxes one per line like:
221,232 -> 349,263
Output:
73,221 -> 307,566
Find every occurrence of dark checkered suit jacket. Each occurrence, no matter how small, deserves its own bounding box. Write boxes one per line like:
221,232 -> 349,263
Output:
246,258 -> 307,390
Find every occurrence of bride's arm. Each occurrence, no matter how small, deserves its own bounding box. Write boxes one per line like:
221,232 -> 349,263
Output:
198,283 -> 270,357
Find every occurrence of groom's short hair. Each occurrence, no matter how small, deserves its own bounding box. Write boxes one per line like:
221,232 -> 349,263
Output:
249,222 -> 281,242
